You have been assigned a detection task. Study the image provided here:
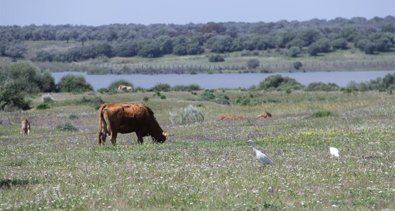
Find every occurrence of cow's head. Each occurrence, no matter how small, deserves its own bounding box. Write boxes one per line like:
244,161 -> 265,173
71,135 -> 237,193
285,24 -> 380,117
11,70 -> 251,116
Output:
153,131 -> 169,143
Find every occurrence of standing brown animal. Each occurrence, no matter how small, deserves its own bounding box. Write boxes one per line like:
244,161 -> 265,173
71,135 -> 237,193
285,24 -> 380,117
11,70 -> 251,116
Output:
98,103 -> 168,145
20,118 -> 30,135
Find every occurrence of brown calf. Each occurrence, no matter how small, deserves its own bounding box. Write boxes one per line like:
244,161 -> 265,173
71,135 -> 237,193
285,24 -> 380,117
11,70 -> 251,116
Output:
20,118 -> 30,135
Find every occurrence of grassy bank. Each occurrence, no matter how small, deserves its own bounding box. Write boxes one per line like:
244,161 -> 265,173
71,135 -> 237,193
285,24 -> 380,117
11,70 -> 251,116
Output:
1,90 -> 395,210
4,40 -> 395,74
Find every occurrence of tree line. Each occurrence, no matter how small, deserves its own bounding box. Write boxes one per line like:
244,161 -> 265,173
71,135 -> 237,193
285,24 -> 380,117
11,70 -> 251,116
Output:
0,16 -> 394,61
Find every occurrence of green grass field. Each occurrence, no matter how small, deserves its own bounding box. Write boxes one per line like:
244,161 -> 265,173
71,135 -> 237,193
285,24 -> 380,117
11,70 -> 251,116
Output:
1,90 -> 395,210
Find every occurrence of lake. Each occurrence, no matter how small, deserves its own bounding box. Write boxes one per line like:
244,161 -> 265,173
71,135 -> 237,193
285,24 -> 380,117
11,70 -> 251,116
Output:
52,70 -> 395,90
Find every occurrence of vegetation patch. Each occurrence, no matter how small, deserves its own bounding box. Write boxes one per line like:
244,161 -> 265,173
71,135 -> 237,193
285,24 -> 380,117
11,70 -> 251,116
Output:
56,122 -> 78,131
36,103 -> 50,110
311,110 -> 335,118
169,104 -> 205,125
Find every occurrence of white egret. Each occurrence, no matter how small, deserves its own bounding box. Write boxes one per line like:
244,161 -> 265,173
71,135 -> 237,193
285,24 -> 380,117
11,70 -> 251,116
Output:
329,147 -> 339,158
247,140 -> 273,165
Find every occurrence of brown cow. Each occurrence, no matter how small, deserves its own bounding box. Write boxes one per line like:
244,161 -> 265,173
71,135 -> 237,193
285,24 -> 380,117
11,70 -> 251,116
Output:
256,111 -> 272,119
98,103 -> 168,145
20,118 -> 30,135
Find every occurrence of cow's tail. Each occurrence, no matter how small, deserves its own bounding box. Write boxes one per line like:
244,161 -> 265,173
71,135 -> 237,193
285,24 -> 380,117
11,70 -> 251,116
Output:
98,104 -> 108,144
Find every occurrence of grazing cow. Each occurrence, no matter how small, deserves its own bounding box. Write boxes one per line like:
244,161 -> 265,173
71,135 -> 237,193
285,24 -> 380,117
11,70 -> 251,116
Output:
118,85 -> 133,92
20,118 -> 30,135
256,111 -> 272,119
98,103 -> 168,145
218,115 -> 245,121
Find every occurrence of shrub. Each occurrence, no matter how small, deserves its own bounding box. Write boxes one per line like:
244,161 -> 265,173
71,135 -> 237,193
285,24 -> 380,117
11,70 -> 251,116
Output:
208,54 -> 225,62
169,105 -> 204,125
214,95 -> 230,105
69,114 -> 78,120
151,83 -> 171,92
288,47 -> 301,57
311,110 -> 335,118
97,88 -> 109,93
36,103 -> 50,110
0,81 -> 31,111
172,84 -> 201,91
258,75 -> 304,91
56,122 -> 78,131
293,61 -> 303,70
200,90 -> 216,101
143,96 -> 149,102
79,96 -> 104,108
43,96 -> 54,103
306,82 -> 339,91
58,74 -> 93,93
246,59 -> 260,69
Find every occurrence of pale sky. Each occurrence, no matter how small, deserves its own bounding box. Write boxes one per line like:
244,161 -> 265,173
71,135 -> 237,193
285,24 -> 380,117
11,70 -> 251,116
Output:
0,0 -> 394,26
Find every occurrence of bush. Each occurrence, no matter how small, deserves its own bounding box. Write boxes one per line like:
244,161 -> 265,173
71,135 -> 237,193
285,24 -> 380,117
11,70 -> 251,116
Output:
306,82 -> 339,91
293,61 -> 303,70
345,73 -> 395,91
58,74 -> 93,93
208,54 -> 225,62
311,110 -> 335,118
0,81 -> 31,111
36,103 -> 50,110
246,59 -> 260,69
56,122 -> 78,131
258,75 -> 304,91
214,95 -> 230,105
199,90 -> 216,101
169,105 -> 204,125
172,84 -> 201,92
79,96 -> 104,108
43,96 -> 54,103
151,83 -> 171,92
288,47 -> 301,57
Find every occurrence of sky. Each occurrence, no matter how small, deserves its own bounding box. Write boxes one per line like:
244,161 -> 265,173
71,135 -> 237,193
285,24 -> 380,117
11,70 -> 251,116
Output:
0,0 -> 394,26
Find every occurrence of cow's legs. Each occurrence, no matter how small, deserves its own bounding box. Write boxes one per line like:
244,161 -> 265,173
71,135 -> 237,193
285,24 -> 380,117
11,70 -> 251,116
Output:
98,131 -> 107,145
110,132 -> 118,145
136,133 -> 144,144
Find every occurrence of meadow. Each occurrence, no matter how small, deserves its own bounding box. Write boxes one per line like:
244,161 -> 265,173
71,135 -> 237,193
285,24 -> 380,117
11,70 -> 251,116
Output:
1,90 -> 395,210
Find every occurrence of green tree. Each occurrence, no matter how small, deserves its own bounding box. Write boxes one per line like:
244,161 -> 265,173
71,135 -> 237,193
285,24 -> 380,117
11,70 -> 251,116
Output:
58,74 -> 93,93
209,54 -> 225,62
288,46 -> 301,57
246,59 -> 260,69
258,75 -> 304,90
308,43 -> 321,56
151,83 -> 171,92
0,81 -> 31,111
206,35 -> 234,53
331,38 -> 348,50
0,61 -> 55,110
4,42 -> 26,59
293,61 -> 303,70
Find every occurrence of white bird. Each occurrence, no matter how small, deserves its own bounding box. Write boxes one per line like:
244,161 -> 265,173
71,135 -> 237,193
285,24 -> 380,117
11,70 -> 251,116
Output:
247,140 -> 273,165
329,147 -> 339,158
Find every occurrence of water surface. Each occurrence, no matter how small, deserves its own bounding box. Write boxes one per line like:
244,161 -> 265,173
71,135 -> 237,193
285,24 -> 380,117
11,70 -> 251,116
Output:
52,70 -> 395,90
